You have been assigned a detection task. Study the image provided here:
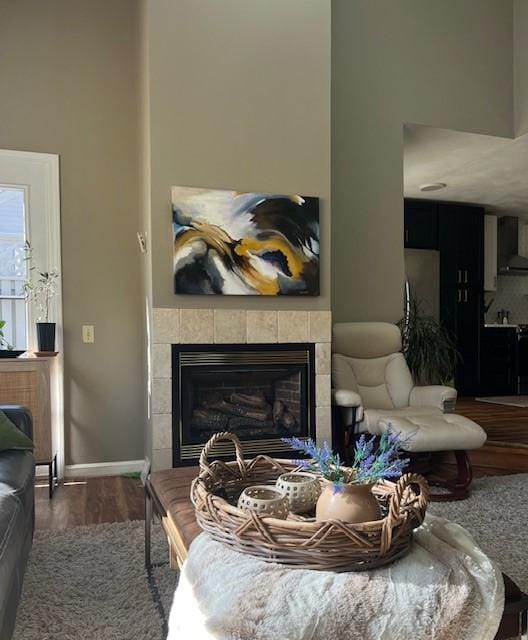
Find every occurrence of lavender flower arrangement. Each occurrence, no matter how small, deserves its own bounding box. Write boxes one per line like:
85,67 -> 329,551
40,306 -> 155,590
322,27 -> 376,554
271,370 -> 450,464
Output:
282,427 -> 410,492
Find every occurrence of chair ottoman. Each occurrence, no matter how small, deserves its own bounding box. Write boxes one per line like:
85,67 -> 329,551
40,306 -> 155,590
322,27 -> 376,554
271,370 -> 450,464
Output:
376,412 -> 486,500
377,411 -> 487,453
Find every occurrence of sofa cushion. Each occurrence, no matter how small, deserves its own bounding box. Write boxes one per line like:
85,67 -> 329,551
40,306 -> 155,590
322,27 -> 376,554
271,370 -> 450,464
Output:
0,450 -> 35,516
0,406 -> 33,440
0,411 -> 33,452
0,488 -> 24,620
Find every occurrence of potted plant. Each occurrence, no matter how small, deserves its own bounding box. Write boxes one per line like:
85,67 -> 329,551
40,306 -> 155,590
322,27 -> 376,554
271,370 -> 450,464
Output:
398,292 -> 459,385
283,428 -> 409,523
0,320 -> 24,358
23,244 -> 60,354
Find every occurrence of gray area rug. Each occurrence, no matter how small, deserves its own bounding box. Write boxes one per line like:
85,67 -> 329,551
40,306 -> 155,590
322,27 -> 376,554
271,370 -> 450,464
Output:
475,395 -> 528,408
13,474 -> 528,639
429,473 -> 528,592
14,521 -> 178,640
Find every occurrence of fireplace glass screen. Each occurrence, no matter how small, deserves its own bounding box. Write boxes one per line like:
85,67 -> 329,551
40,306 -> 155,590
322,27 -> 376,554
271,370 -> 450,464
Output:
172,344 -> 315,465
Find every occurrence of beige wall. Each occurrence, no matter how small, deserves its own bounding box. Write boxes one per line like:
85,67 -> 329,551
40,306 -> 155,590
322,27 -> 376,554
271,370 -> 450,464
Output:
2,0 -> 523,465
514,0 -> 528,136
0,0 -> 145,464
138,0 -> 154,462
147,0 -> 331,311
332,0 -> 515,323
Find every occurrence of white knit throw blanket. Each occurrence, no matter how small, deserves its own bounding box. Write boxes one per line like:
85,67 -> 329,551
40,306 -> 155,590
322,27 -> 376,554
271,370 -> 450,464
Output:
168,515 -> 504,640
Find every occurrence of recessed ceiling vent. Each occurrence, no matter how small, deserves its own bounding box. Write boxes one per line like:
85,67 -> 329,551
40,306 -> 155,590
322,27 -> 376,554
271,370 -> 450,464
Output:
419,182 -> 446,192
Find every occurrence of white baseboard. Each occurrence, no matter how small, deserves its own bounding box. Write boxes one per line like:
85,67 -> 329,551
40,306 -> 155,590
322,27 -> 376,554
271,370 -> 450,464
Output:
64,459 -> 145,478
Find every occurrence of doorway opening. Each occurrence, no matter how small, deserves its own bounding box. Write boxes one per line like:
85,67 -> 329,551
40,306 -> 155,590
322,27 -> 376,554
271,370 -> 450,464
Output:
404,123 -> 528,447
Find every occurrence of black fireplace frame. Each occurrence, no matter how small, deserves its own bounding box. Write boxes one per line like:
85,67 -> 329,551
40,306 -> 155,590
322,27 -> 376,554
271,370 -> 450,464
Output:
171,343 -> 316,467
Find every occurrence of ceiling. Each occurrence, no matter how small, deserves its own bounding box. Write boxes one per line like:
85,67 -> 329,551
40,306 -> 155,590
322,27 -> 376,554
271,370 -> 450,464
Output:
404,124 -> 528,218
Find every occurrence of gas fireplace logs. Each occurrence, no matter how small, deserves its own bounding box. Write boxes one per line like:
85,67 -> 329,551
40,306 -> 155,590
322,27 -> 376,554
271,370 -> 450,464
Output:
191,389 -> 299,436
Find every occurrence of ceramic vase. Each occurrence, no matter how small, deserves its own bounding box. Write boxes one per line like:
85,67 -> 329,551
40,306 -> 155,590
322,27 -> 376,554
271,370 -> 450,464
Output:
315,480 -> 381,523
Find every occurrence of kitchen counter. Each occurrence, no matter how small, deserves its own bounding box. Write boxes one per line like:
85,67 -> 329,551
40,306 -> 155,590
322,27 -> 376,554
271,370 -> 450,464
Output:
484,324 -> 519,328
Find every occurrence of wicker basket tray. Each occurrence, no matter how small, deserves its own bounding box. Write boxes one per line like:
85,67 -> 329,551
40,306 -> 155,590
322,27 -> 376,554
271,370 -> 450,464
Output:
191,432 -> 429,571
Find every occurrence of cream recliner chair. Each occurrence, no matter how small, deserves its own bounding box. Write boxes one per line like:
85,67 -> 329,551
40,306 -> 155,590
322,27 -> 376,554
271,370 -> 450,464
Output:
332,322 -> 487,500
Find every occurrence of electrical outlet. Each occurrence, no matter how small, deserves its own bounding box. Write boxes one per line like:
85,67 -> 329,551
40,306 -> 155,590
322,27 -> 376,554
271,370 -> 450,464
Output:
82,325 -> 95,344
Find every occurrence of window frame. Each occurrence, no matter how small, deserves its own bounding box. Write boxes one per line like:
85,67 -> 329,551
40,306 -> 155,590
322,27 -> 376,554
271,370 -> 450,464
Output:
0,149 -> 63,477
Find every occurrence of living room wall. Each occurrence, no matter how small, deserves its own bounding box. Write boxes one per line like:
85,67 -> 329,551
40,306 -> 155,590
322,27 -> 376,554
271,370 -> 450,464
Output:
332,0 -> 515,323
146,0 -> 331,311
3,0 -> 519,467
514,0 -> 528,137
0,0 -> 145,465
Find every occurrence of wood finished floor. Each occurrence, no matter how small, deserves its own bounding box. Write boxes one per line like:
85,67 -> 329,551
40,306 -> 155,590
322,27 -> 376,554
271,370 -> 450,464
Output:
36,398 -> 528,531
456,397 -> 528,445
35,475 -> 144,530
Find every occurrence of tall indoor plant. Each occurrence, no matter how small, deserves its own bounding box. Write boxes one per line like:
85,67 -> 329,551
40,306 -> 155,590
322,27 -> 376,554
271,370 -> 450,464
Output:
23,243 -> 60,354
398,290 -> 458,385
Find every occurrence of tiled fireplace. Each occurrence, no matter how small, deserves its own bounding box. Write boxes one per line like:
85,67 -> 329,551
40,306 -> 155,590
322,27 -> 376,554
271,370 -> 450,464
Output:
151,309 -> 331,471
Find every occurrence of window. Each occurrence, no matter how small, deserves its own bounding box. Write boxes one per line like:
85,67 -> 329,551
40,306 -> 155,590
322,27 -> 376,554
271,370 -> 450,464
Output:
0,149 -> 63,476
0,187 -> 27,349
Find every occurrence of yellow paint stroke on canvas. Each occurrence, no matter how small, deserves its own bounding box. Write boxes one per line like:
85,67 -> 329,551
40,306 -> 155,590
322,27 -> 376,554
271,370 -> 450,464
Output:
235,237 -> 304,278
174,221 -> 306,295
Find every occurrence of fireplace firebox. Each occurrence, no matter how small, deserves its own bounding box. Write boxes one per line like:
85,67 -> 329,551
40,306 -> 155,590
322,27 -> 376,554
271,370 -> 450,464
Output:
172,343 -> 315,466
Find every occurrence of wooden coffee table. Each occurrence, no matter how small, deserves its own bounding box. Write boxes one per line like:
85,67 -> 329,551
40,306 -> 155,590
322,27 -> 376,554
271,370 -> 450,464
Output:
145,467 -> 528,639
145,467 -> 200,569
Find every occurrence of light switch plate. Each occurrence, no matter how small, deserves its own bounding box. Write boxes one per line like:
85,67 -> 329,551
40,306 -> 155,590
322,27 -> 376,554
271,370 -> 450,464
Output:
82,325 -> 95,343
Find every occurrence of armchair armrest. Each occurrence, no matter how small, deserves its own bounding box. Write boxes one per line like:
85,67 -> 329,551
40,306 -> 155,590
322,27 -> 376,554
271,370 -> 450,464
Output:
409,386 -> 457,413
332,388 -> 363,408
332,389 -> 364,427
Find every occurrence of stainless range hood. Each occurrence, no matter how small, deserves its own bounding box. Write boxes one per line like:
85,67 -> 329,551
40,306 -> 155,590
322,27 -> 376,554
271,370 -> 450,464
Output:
498,216 -> 528,274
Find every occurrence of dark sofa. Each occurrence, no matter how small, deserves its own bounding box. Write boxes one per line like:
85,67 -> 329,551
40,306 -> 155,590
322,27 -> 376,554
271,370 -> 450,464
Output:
0,406 -> 35,639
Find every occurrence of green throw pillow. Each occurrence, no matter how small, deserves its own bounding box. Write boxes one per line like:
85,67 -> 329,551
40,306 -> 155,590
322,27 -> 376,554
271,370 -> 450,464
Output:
0,411 -> 33,452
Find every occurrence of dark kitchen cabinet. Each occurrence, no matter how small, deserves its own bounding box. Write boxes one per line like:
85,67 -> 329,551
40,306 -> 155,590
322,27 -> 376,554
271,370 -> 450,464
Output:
404,199 -> 485,394
438,204 -> 484,289
404,200 -> 438,249
438,204 -> 484,395
440,285 -> 483,394
480,328 -> 518,395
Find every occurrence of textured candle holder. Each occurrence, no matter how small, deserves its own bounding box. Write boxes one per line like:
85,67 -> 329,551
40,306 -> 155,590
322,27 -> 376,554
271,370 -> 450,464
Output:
237,485 -> 289,519
276,472 -> 321,514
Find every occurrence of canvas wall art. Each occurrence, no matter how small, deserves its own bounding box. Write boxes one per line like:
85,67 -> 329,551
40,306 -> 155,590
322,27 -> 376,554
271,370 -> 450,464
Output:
172,187 -> 319,296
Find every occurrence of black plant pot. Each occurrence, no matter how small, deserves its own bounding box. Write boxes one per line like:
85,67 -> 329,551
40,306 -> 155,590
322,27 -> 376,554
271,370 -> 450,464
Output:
36,322 -> 56,353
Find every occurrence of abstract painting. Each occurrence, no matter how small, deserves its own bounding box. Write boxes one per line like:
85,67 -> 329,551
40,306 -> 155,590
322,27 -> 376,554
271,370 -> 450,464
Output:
172,187 -> 319,296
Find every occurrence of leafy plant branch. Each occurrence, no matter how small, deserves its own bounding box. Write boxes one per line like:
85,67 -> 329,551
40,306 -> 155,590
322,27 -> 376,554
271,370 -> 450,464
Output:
398,294 -> 459,385
0,320 -> 13,351
22,242 -> 59,323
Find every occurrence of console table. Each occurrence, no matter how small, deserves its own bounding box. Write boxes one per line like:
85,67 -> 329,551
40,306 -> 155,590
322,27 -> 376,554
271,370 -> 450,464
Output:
145,467 -> 528,640
0,357 -> 57,497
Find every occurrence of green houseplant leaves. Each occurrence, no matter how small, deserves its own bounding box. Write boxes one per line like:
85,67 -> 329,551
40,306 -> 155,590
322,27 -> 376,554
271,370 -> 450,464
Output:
398,295 -> 459,386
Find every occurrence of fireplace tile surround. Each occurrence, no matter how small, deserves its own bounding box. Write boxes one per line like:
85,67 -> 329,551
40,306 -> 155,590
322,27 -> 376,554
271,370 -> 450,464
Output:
150,309 -> 332,472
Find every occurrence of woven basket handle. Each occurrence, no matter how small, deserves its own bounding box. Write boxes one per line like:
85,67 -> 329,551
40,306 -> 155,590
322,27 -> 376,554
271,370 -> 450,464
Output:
199,431 -> 247,481
379,473 -> 428,555
387,472 -> 429,521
